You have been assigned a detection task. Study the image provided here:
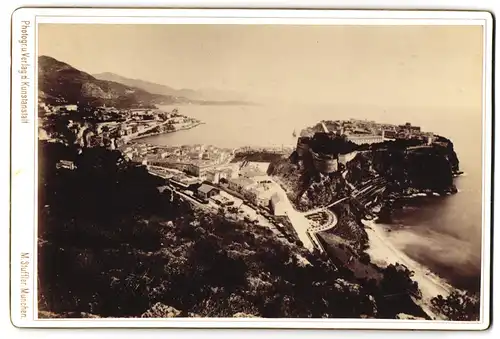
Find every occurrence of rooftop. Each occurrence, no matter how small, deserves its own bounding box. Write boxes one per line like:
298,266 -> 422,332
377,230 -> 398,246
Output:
240,167 -> 267,178
229,177 -> 256,188
198,184 -> 218,194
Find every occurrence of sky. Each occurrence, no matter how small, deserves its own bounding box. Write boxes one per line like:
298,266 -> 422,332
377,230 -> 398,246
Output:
38,24 -> 483,109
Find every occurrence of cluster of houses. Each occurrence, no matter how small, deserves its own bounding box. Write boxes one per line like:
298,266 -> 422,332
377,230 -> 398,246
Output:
38,103 -> 78,115
137,144 -> 234,178
321,119 -> 433,144
220,166 -> 287,216
171,162 -> 287,218
108,116 -> 192,139
39,101 -> 199,146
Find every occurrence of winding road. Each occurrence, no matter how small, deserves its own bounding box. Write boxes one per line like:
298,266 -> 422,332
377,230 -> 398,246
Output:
299,175 -> 387,252
303,197 -> 349,216
305,209 -> 339,252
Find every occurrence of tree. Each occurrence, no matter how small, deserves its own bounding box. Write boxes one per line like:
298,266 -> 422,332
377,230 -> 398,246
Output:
374,263 -> 427,319
431,291 -> 480,321
380,264 -> 421,299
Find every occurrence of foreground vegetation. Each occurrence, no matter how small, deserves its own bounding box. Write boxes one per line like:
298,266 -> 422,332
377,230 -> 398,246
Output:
39,142 -> 432,319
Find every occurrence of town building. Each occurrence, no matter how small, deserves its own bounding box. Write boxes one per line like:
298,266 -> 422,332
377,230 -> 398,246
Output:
125,126 -> 134,135
270,193 -> 287,216
410,126 -> 421,135
196,184 -> 220,200
398,122 -> 421,136
217,167 -> 236,180
38,103 -> 51,114
240,166 -> 269,182
55,104 -> 78,112
248,183 -> 275,207
205,168 -> 231,184
149,160 -> 187,172
426,134 -> 434,145
38,127 -> 50,140
205,170 -> 220,184
398,123 -> 411,130
346,134 -> 384,145
382,130 -> 397,140
56,160 -> 76,170
211,195 -> 234,207
227,177 -> 256,195
169,175 -> 201,188
187,151 -> 202,160
185,162 -> 214,177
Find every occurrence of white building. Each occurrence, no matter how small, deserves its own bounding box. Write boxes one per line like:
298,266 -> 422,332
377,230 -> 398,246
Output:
205,170 -> 221,184
346,134 -> 384,145
228,177 -> 256,193
62,104 -> 78,111
270,193 -> 287,216
56,160 -> 76,170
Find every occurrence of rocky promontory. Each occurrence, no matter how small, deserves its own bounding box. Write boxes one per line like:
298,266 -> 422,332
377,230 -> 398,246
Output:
270,123 -> 461,214
268,121 -> 461,250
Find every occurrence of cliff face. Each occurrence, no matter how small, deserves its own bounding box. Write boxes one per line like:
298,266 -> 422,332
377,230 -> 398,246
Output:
437,136 -> 461,174
362,141 -> 459,195
376,149 -> 454,193
273,135 -> 460,203
268,150 -> 348,211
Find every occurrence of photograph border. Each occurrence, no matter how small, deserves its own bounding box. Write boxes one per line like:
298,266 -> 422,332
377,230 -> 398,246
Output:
10,7 -> 494,330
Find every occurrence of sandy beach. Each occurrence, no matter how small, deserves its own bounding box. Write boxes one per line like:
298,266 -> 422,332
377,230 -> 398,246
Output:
363,219 -> 455,320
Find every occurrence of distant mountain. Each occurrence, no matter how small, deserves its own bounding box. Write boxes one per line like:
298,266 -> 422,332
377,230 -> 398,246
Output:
93,72 -> 253,105
92,72 -> 180,98
38,56 -> 189,108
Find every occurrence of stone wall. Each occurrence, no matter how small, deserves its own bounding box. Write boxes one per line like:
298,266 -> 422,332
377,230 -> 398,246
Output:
311,150 -> 338,174
296,137 -> 311,158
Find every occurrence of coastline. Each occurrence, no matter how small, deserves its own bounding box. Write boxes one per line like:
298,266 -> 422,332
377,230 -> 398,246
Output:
363,218 -> 455,320
130,122 -> 204,142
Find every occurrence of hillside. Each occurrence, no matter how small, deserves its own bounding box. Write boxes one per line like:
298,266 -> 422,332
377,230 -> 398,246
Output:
93,72 -> 255,105
38,141 -> 428,319
38,56 -> 187,108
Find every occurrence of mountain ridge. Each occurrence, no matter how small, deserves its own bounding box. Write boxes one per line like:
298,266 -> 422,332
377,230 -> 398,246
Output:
38,55 -> 187,108
92,71 -> 253,104
37,56 -> 256,108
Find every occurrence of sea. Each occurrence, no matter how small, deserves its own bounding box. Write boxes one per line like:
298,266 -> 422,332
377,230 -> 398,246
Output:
142,104 -> 485,294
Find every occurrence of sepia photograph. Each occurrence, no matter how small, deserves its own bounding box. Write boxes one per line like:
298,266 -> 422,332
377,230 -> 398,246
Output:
10,8 -> 493,330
